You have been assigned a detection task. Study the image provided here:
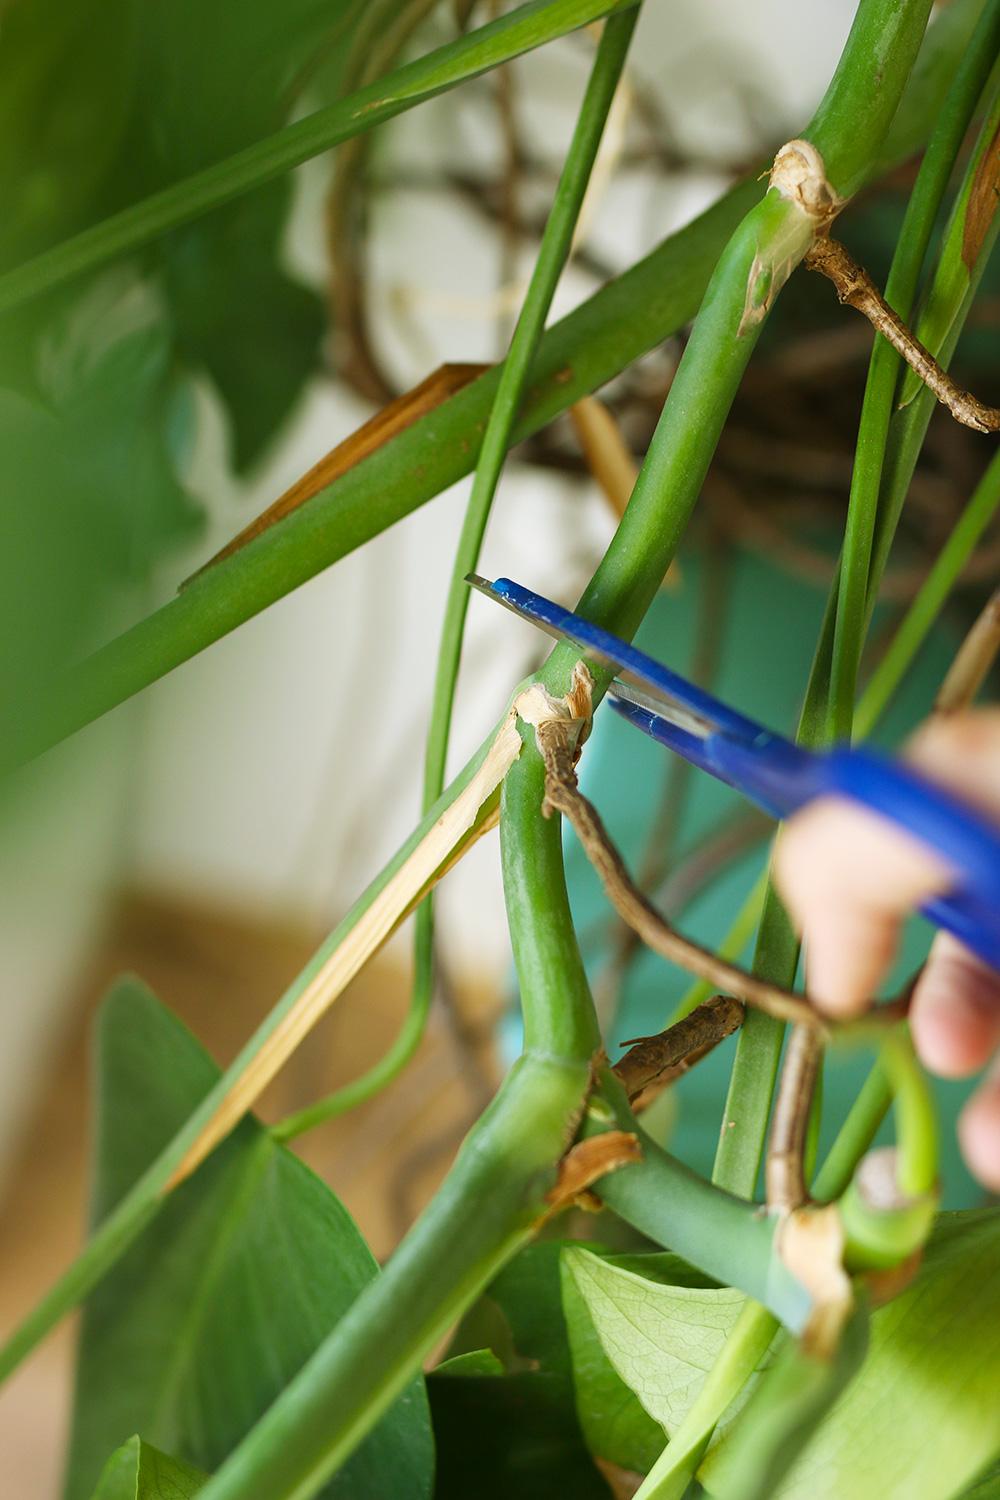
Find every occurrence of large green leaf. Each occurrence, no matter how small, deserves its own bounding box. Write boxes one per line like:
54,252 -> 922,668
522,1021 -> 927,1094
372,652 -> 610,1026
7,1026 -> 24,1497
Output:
91,1436 -> 207,1500
562,1248 -> 755,1442
768,1212 -> 1000,1500
0,0 -> 139,268
122,0 -> 346,467
64,978 -> 433,1500
161,186 -> 324,470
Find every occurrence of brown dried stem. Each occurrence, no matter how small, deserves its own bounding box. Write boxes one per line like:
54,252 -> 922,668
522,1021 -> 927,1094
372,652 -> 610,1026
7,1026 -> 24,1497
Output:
613,994 -> 745,1104
805,236 -> 1000,434
934,584 -> 1000,714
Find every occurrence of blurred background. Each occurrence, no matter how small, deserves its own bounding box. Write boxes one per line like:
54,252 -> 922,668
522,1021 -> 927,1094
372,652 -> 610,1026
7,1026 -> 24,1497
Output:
3,1 -> 999,1492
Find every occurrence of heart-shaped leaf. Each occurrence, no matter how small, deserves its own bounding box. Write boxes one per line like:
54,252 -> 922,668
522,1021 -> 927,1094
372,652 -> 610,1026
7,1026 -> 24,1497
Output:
64,977 -> 433,1500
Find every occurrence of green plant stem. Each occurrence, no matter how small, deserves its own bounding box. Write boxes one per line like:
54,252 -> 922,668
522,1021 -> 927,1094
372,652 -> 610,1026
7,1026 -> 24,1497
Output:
707,1302 -> 870,1500
0,0 -> 632,318
712,879 -> 799,1196
423,6 -> 638,818
0,0 -> 970,778
826,0 -> 1000,739
193,731 -> 600,1500
857,445 -> 1000,734
880,1028 -> 939,1197
633,1303 -> 779,1500
811,1058 -> 891,1202
713,0 -> 988,1197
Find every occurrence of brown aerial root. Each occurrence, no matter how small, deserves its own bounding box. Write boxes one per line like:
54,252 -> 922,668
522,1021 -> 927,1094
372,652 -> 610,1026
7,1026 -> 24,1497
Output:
613,995 -> 745,1105
536,705 -> 833,1030
530,662 -> 912,1039
766,1021 -> 824,1215
805,236 -> 1000,434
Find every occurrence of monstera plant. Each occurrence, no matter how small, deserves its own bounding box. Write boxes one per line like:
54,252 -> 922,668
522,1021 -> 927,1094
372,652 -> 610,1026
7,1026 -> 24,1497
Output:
3,1 -> 1000,1498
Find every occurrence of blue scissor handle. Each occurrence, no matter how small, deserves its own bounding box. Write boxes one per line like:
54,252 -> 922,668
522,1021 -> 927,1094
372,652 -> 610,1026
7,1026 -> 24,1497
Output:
612,696 -> 1000,972
822,746 -> 1000,971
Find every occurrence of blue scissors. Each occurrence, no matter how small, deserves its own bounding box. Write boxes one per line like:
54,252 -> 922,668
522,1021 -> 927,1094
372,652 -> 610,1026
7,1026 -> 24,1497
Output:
467,573 -> 1000,970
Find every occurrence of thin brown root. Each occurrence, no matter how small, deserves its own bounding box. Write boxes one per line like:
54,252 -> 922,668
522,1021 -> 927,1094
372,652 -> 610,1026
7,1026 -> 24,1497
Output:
805,237 -> 1000,434
536,720 -> 825,1027
934,584 -> 1000,714
766,1022 -> 823,1214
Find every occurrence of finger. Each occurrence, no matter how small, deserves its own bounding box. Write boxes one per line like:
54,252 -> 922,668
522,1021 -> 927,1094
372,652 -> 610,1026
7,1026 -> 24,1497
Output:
959,1056 -> 1000,1192
773,798 -> 951,1016
911,931 -> 1000,1078
905,707 -> 1000,807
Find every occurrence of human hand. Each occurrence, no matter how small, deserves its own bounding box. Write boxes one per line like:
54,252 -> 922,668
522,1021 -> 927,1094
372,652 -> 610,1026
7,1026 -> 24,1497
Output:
773,708 -> 1000,1190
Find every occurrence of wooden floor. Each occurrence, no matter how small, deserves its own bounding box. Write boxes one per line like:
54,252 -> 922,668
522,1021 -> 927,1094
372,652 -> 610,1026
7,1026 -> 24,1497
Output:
0,892 -> 502,1499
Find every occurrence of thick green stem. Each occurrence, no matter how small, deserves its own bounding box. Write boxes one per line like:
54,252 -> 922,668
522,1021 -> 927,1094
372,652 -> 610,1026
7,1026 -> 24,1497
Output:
1,172 -> 764,776
194,718 -> 601,1500
192,1050 -> 591,1500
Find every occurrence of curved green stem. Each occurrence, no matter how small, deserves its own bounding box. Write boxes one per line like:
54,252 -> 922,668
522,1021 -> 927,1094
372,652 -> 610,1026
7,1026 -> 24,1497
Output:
0,0 -> 632,317
811,1057 -> 892,1202
422,5 -> 639,819
880,1027 -> 938,1197
270,911 -> 435,1142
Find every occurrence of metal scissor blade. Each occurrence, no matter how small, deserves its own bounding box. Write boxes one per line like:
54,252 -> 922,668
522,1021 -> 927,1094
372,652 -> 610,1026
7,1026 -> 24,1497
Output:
605,678 -> 715,739
466,573 -> 724,738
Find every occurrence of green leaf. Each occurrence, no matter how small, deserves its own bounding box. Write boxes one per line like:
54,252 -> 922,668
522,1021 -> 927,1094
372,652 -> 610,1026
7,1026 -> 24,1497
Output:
161,187 -> 324,470
91,1436 -> 207,1500
64,978 -> 433,1500
770,1212 -> 1000,1500
561,1253 -> 667,1474
427,1371 -> 613,1499
562,1248 -> 756,1442
430,1242 -> 612,1498
432,1350 -> 507,1378
0,0 -> 139,267
121,0 -> 346,468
